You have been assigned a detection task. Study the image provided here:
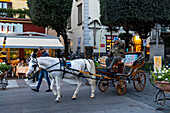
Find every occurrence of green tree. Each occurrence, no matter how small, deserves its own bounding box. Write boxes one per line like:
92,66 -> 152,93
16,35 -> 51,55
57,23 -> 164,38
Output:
99,0 -> 120,50
0,8 -> 29,18
118,33 -> 133,51
100,0 -> 133,50
27,0 -> 73,58
100,0 -> 170,51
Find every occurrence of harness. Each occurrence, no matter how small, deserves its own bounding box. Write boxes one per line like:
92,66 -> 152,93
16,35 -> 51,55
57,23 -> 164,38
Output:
83,59 -> 91,72
31,58 -> 92,79
28,58 -> 39,74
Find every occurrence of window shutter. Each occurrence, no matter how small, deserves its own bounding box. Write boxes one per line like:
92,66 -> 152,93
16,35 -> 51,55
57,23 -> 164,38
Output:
77,3 -> 82,25
7,2 -> 12,8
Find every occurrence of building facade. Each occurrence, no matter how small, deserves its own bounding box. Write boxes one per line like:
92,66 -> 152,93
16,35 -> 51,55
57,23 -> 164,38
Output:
67,0 -> 134,56
0,0 -> 45,62
0,0 -> 28,9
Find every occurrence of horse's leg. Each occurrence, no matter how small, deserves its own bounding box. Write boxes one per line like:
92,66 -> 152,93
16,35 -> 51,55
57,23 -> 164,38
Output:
55,76 -> 61,103
72,76 -> 82,100
50,77 -> 57,96
87,78 -> 96,98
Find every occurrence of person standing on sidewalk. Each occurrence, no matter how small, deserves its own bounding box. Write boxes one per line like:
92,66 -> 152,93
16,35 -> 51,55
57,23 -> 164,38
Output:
31,47 -> 52,92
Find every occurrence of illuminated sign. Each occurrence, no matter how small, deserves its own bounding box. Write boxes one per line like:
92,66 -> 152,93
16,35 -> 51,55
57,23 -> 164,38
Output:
154,56 -> 162,73
106,35 -> 117,53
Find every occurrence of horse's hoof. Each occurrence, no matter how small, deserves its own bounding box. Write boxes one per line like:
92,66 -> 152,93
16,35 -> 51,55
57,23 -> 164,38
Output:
55,100 -> 60,103
91,94 -> 95,98
91,96 -> 95,98
72,98 -> 76,100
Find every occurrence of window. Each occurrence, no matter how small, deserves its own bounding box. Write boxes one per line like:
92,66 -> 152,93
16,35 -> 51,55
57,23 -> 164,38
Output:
0,2 -> 12,17
77,3 -> 82,26
0,2 -> 7,9
0,3 -> 2,8
3,2 -> 7,8
67,17 -> 71,29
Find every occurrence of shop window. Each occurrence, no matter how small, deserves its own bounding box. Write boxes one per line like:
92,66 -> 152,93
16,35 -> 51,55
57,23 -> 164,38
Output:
10,48 -> 19,60
133,36 -> 142,52
106,35 -> 116,53
25,49 -> 33,58
77,3 -> 82,26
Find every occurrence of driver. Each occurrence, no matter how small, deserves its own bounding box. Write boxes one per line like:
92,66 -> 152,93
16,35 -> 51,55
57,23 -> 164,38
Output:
108,37 -> 125,72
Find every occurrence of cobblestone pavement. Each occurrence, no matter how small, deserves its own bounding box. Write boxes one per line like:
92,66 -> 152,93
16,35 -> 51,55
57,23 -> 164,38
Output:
0,73 -> 169,113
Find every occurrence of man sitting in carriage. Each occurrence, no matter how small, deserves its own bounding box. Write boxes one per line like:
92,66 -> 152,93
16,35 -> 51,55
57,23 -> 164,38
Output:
107,37 -> 125,72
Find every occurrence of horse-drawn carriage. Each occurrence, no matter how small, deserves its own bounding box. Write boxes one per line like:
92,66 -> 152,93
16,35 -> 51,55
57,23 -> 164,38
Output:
96,52 -> 146,95
27,51 -> 146,102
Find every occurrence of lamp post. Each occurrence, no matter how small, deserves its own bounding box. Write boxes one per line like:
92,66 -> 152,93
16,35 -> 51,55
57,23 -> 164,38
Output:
156,24 -> 159,56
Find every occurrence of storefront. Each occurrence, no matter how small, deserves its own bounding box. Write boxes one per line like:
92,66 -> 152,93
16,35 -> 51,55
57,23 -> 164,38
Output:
106,35 -> 118,53
132,36 -> 142,52
0,32 -> 64,63
0,17 -> 45,62
131,35 -> 150,56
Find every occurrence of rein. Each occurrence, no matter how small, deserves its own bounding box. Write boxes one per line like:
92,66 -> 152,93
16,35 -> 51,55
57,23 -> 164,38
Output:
30,58 -> 94,79
46,62 -> 60,70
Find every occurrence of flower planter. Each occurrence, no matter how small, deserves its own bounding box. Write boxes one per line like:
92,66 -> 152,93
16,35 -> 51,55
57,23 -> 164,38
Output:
157,81 -> 170,91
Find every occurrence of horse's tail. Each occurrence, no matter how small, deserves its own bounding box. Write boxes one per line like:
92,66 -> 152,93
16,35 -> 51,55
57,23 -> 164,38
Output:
88,59 -> 96,75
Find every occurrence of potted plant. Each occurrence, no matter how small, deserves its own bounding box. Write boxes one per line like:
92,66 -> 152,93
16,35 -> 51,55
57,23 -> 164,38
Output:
151,65 -> 170,91
0,63 -> 12,79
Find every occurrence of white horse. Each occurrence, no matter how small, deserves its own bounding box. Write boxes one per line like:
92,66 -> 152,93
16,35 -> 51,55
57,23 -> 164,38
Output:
26,57 -> 96,102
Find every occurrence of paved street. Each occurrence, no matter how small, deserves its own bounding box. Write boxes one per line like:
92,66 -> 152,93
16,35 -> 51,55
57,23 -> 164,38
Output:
0,73 -> 169,113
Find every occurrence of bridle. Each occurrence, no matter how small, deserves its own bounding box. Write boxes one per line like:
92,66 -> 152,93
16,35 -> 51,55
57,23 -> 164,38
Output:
28,57 -> 62,75
28,58 -> 39,74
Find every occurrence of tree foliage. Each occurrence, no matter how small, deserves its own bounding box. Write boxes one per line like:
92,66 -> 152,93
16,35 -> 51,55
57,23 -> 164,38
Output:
27,0 -> 73,58
100,0 -> 170,50
161,35 -> 170,47
0,8 -> 29,18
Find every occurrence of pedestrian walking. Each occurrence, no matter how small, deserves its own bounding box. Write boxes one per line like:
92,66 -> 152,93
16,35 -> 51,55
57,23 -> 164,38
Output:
31,47 -> 52,92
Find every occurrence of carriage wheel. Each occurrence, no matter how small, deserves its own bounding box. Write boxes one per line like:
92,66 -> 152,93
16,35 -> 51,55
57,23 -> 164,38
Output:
116,80 -> 127,95
98,78 -> 109,92
133,70 -> 146,91
155,90 -> 166,107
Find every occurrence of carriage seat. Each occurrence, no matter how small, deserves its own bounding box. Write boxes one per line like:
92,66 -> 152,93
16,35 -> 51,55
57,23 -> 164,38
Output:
99,56 -> 123,69
124,54 -> 139,67
99,56 -> 108,68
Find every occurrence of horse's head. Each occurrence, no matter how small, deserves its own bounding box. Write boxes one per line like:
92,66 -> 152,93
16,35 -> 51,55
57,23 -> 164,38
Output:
26,57 -> 39,77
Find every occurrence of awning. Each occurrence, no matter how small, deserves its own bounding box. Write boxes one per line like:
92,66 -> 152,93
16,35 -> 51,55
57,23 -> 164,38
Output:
0,38 -> 4,48
5,37 -> 64,49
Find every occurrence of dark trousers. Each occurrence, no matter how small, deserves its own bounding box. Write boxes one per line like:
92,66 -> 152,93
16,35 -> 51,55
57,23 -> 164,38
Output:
108,56 -> 122,69
36,69 -> 51,90
32,71 -> 39,82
